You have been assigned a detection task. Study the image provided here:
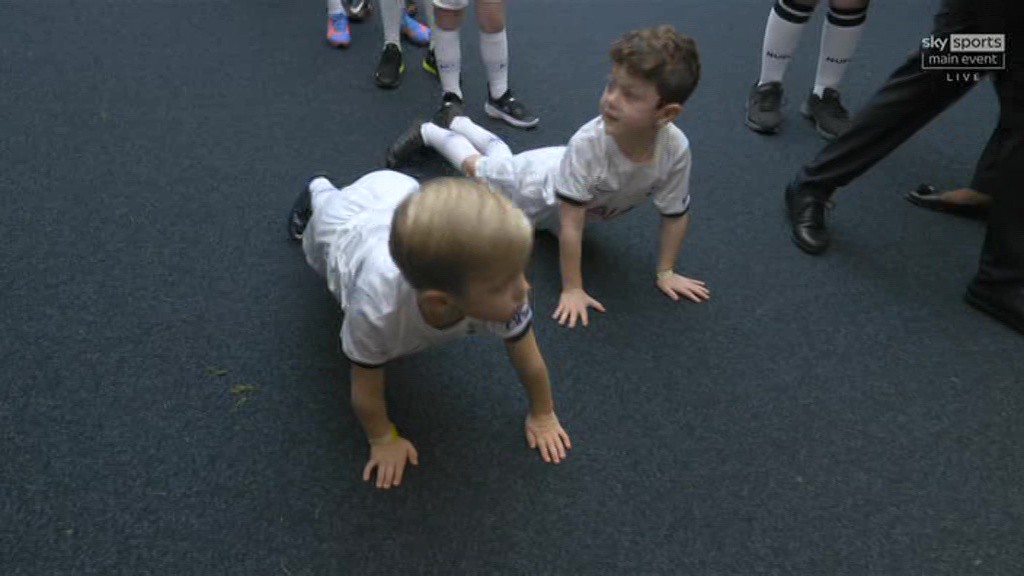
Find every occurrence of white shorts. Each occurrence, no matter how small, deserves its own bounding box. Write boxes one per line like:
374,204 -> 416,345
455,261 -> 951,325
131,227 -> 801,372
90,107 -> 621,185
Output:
475,146 -> 564,231
302,170 -> 418,285
432,0 -> 468,10
433,0 -> 502,10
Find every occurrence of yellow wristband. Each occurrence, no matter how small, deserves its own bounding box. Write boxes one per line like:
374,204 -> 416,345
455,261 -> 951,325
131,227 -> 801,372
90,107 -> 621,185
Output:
656,268 -> 674,281
369,424 -> 398,446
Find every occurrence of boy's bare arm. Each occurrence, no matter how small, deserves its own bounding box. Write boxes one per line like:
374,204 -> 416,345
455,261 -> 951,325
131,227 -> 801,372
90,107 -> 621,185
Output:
351,363 -> 420,489
554,200 -> 605,327
655,213 -> 710,303
504,328 -> 554,415
505,328 -> 571,463
350,364 -> 394,440
557,200 -> 587,291
656,213 -> 690,272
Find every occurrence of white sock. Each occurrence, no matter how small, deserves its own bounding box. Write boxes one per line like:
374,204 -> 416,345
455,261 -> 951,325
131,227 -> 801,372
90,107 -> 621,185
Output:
813,6 -> 866,96
309,177 -> 338,212
379,0 -> 403,48
757,0 -> 814,86
326,0 -> 345,16
420,1 -> 436,49
421,123 -> 478,172
479,30 -> 509,99
434,28 -> 462,99
450,116 -> 512,158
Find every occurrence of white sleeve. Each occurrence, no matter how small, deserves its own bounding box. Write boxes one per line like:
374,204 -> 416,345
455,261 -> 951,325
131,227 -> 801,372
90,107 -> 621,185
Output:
341,309 -> 390,368
553,131 -> 600,206
484,302 -> 534,340
653,142 -> 692,217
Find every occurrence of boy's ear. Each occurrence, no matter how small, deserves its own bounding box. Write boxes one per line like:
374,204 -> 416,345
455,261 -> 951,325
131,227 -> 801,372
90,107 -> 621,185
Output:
418,289 -> 453,312
657,103 -> 683,126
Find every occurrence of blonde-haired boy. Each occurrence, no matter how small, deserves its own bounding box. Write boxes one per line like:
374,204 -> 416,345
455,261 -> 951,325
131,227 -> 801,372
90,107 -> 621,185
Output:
387,25 -> 711,328
288,170 -> 571,489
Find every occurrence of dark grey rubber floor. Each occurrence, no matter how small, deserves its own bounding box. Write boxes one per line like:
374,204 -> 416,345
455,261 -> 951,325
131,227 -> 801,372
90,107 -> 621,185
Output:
2,1 -> 1022,574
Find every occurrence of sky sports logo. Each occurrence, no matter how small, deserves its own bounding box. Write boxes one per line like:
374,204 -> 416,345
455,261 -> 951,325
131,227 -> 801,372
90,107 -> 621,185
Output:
920,34 -> 1006,71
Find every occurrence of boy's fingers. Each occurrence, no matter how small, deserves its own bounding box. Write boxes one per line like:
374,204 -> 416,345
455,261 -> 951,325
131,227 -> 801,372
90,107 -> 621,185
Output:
363,461 -> 376,482
560,430 -> 572,449
591,299 -> 606,312
393,463 -> 405,487
408,446 -> 419,465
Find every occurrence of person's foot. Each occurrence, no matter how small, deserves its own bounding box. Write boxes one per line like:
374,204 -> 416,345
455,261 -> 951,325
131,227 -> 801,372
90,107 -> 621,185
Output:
433,92 -> 464,128
785,183 -> 831,254
374,43 -> 404,89
400,13 -> 430,46
289,173 -> 330,241
745,82 -> 783,134
906,185 -> 991,220
348,0 -> 371,21
422,49 -> 438,77
484,88 -> 539,129
386,121 -> 425,168
965,279 -> 1024,335
801,88 -> 851,141
326,12 -> 351,48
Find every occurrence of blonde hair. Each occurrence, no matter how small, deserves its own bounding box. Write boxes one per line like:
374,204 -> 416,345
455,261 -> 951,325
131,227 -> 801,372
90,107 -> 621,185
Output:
609,25 -> 701,105
389,178 -> 533,296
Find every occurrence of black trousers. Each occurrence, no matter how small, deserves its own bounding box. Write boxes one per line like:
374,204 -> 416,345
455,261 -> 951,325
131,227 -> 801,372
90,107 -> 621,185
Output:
792,0 -> 1024,283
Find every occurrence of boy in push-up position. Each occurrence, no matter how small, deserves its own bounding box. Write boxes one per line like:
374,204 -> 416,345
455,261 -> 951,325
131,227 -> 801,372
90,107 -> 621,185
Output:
288,171 -> 571,489
387,25 -> 711,328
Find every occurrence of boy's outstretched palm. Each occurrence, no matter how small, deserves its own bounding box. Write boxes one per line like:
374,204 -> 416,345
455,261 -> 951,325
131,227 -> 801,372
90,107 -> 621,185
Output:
553,288 -> 605,328
363,437 -> 419,489
525,412 -> 571,464
656,273 -> 710,303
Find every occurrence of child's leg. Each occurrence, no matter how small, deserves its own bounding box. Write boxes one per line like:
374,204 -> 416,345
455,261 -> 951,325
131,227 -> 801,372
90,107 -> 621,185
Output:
433,3 -> 466,99
420,122 -> 482,174
379,0 -> 403,48
449,116 -> 512,158
475,0 -> 508,100
758,0 -> 817,86
812,0 -> 868,97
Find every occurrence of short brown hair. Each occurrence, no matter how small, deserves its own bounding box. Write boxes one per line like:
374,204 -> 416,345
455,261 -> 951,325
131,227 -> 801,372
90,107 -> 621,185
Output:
389,178 -> 533,296
609,25 -> 701,105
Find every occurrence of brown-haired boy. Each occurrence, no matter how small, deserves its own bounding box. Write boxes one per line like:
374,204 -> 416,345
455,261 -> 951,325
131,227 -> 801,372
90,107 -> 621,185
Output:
387,25 -> 710,328
288,170 -> 571,489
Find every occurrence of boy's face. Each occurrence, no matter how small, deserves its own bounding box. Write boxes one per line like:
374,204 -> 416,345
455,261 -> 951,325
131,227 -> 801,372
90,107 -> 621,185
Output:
458,269 -> 531,324
600,64 -> 677,137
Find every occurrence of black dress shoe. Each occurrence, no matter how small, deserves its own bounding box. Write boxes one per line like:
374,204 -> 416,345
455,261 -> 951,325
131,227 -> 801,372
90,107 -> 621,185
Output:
906,184 -> 989,220
965,279 -> 1024,335
785,183 -> 831,255
385,120 -> 425,168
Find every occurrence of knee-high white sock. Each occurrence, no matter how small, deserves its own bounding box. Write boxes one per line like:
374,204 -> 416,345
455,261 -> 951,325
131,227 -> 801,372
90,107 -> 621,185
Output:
310,177 -> 338,212
479,30 -> 509,99
379,0 -> 403,48
450,116 -> 512,158
813,5 -> 867,96
758,0 -> 814,86
420,0 -> 436,49
421,123 -> 478,172
434,28 -> 462,98
326,0 -> 345,16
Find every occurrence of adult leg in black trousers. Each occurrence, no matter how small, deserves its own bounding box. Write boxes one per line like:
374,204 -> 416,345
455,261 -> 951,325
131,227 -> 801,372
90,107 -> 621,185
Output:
783,0 -> 996,254
965,57 -> 1024,333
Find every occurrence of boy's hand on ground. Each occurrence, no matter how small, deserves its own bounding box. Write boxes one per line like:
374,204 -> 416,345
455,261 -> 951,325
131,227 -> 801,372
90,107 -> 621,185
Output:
525,412 -> 571,464
363,437 -> 418,489
553,288 -> 605,328
656,273 -> 710,303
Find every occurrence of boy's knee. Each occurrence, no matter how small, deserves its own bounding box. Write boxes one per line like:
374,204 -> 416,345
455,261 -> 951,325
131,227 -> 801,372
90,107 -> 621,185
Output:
463,154 -> 482,177
827,0 -> 868,11
475,0 -> 505,32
